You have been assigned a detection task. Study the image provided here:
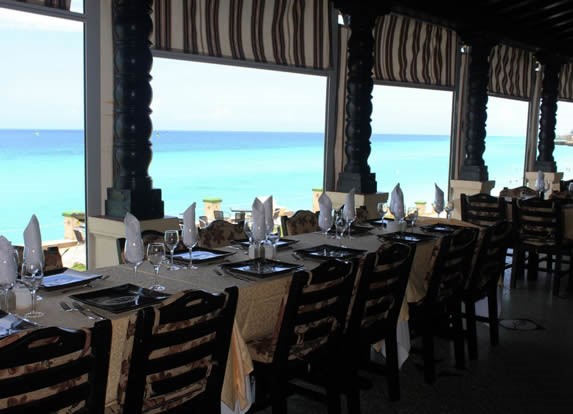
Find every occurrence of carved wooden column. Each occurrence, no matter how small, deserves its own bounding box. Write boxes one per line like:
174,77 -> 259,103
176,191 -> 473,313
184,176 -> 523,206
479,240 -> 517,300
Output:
335,6 -> 378,193
105,0 -> 164,219
535,53 -> 562,172
459,36 -> 494,181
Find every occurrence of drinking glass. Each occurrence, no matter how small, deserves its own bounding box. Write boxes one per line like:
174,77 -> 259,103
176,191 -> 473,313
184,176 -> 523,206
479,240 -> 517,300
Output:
377,202 -> 389,221
335,213 -> 348,246
21,258 -> 44,318
318,211 -> 333,239
183,236 -> 198,270
432,202 -> 444,218
124,239 -> 144,275
164,230 -> 180,271
147,242 -> 166,291
406,207 -> 418,228
444,201 -> 455,221
0,249 -> 18,313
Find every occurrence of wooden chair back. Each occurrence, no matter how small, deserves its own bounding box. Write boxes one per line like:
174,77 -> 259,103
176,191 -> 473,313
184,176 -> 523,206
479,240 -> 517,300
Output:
120,287 -> 238,413
280,209 -> 318,236
0,320 -> 111,414
460,193 -> 507,227
499,186 -> 538,199
197,219 -> 246,248
513,197 -> 564,244
14,245 -> 63,272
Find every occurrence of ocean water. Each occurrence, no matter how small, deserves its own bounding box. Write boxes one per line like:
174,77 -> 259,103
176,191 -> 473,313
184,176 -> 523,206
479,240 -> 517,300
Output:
1,129 -> 572,245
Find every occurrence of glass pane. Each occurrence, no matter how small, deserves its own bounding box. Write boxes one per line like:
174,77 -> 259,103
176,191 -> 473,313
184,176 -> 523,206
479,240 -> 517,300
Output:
555,101 -> 573,180
483,97 -> 528,196
0,8 -> 85,262
371,85 -> 452,213
150,58 -> 326,219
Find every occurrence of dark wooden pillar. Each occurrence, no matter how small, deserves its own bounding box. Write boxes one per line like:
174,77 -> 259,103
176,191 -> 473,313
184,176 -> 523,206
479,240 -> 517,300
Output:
105,0 -> 164,219
535,53 -> 563,172
334,3 -> 380,193
459,36 -> 494,181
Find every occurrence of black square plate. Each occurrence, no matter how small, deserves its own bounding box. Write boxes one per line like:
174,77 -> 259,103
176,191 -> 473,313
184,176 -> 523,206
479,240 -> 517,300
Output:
220,258 -> 302,279
41,268 -> 103,291
378,231 -> 436,243
295,244 -> 367,260
172,247 -> 235,264
0,311 -> 37,338
419,224 -> 463,234
70,283 -> 170,313
327,224 -> 373,236
235,238 -> 299,249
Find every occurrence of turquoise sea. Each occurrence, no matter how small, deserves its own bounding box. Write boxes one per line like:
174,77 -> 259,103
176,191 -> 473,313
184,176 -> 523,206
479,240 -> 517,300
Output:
1,129 -> 572,245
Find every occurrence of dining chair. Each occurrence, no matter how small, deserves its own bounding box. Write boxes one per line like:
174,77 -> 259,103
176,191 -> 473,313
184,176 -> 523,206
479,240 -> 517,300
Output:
343,241 -> 415,410
408,227 -> 478,384
0,319 -> 112,413
117,287 -> 238,414
280,210 -> 319,236
246,258 -> 357,414
499,185 -> 539,199
460,193 -> 507,227
213,210 -> 225,220
14,245 -> 63,272
510,197 -> 573,295
462,220 -> 512,359
197,219 -> 246,248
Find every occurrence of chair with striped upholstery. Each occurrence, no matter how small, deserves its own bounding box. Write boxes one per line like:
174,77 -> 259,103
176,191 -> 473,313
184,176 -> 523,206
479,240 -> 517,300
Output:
197,219 -> 246,248
280,210 -> 319,236
460,193 -> 507,227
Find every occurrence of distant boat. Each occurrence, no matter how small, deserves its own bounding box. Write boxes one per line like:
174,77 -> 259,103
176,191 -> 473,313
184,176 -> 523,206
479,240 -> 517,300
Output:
556,130 -> 573,145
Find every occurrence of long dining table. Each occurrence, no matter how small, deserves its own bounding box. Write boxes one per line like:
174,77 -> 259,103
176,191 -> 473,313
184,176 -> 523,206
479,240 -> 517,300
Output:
8,216 -> 481,414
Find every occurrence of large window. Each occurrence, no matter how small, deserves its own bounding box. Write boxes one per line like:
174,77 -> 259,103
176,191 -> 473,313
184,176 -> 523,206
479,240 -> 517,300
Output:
555,101 -> 573,180
370,85 -> 453,210
149,58 -> 327,217
0,8 -> 84,251
483,96 -> 528,195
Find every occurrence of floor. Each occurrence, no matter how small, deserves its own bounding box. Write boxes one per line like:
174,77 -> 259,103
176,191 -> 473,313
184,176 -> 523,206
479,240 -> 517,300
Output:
252,268 -> 573,414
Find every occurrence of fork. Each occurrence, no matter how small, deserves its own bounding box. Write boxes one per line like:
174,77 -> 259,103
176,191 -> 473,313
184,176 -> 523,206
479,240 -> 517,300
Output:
60,301 -> 73,312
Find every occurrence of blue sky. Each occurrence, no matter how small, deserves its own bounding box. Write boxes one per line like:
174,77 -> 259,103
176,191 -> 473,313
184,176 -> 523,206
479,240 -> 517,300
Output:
0,7 -> 572,136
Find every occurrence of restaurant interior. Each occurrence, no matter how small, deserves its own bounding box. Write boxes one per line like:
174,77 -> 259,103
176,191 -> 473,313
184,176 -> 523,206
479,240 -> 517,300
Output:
0,0 -> 573,413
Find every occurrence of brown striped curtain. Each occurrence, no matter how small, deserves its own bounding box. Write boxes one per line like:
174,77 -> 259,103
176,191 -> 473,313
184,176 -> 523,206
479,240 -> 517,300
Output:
488,44 -> 535,100
15,0 -> 70,9
559,62 -> 573,102
152,0 -> 332,70
372,14 -> 458,89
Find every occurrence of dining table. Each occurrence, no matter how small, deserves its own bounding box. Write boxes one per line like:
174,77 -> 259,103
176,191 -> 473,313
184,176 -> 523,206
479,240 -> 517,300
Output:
4,216 -> 482,414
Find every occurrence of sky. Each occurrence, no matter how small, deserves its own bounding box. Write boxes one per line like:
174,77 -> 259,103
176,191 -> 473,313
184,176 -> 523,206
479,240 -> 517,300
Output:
0,7 -> 572,136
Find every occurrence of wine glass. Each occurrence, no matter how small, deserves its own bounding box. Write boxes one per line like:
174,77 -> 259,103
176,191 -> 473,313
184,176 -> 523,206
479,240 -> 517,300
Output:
124,238 -> 144,275
318,210 -> 333,239
334,212 -> 348,246
568,182 -> 573,193
444,201 -> 455,221
147,242 -> 166,291
21,258 -> 44,318
182,231 -> 199,270
164,230 -> 180,271
377,202 -> 389,222
432,202 -> 444,218
344,208 -> 356,239
406,207 -> 418,228
0,248 -> 18,313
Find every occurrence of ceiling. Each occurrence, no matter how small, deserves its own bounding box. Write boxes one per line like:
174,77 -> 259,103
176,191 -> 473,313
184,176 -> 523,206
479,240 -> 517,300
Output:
388,0 -> 573,62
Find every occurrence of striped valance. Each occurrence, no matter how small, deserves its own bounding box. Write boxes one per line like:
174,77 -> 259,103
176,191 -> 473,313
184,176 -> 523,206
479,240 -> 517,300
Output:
15,0 -> 70,9
372,14 -> 458,89
152,0 -> 332,70
488,44 -> 534,99
559,62 -> 573,102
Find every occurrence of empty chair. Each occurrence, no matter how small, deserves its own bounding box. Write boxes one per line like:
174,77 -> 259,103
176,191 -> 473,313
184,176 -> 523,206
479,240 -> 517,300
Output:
213,210 -> 225,220
408,227 -> 478,384
198,219 -> 246,248
460,193 -> 507,227
499,186 -> 538,199
280,210 -> 318,236
511,197 -> 573,295
246,259 -> 357,414
199,215 -> 209,228
0,320 -> 111,413
117,287 -> 238,413
344,241 -> 415,410
14,245 -> 63,272
463,220 -> 512,359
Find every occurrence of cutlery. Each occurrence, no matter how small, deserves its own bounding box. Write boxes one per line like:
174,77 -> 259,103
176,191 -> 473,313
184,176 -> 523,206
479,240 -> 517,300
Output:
291,252 -> 303,261
72,301 -> 105,320
60,301 -> 73,312
218,265 -> 253,282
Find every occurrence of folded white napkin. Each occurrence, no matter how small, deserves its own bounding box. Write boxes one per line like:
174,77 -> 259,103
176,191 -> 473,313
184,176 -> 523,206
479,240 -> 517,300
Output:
263,195 -> 274,235
390,183 -> 405,221
124,212 -> 144,264
343,188 -> 356,221
434,183 -> 445,212
23,214 -> 43,265
535,170 -> 545,191
318,192 -> 333,229
182,203 -> 199,248
251,198 -> 267,242
0,236 -> 17,287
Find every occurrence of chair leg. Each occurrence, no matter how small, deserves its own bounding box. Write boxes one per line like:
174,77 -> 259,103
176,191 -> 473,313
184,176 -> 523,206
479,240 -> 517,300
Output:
450,301 -> 465,370
487,286 -> 500,346
511,248 -> 525,288
422,321 -> 436,384
270,375 -> 287,414
385,331 -> 400,401
465,300 -> 478,360
553,254 -> 563,296
345,366 -> 361,414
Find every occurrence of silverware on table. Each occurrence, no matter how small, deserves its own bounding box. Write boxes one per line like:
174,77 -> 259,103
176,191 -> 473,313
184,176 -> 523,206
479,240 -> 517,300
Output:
60,301 -> 73,312
72,301 -> 105,320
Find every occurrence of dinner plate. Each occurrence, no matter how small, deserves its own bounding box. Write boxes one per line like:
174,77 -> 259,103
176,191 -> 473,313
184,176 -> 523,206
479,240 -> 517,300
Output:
70,284 -> 170,313
220,258 -> 302,279
172,247 -> 235,264
0,311 -> 37,338
378,231 -> 436,244
235,238 -> 299,249
419,223 -> 463,234
41,268 -> 103,291
294,244 -> 367,260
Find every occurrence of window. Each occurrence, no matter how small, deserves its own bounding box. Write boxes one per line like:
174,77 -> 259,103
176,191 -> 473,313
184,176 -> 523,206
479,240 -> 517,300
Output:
555,101 -> 573,179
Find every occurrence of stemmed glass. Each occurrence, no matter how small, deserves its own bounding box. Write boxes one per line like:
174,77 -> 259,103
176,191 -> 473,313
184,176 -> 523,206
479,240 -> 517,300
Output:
335,211 -> 348,246
377,202 -> 389,222
444,201 -> 455,221
164,230 -> 180,271
345,208 -> 356,239
21,256 -> 44,318
124,239 -> 144,275
406,207 -> 418,228
432,202 -> 444,218
0,249 -> 18,313
182,230 -> 198,270
568,182 -> 573,193
318,210 -> 334,239
147,242 -> 166,291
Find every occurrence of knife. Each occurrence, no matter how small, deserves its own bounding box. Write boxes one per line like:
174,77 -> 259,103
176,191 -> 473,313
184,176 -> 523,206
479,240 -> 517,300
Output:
72,301 -> 105,320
